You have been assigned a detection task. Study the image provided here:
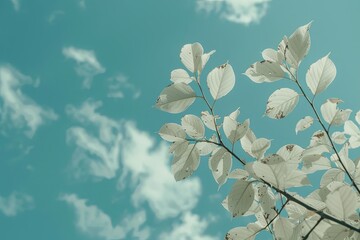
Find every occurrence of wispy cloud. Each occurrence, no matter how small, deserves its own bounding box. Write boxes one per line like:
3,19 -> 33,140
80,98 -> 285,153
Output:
0,192 -> 34,217
107,74 -> 141,99
48,10 -> 65,23
159,212 -> 217,240
61,194 -> 150,240
0,65 -> 58,138
78,0 -> 86,8
62,47 -> 105,88
119,122 -> 201,220
196,0 -> 270,25
66,100 -> 121,179
10,0 -> 20,11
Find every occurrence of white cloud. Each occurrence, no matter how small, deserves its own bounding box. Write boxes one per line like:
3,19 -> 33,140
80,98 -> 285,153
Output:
119,122 -> 201,220
158,212 -> 217,240
0,65 -> 58,138
66,100 -> 122,179
62,47 -> 105,88
48,10 -> 65,23
0,192 -> 34,217
61,194 -> 150,240
107,74 -> 141,99
196,0 -> 270,25
11,0 -> 20,11
78,0 -> 86,8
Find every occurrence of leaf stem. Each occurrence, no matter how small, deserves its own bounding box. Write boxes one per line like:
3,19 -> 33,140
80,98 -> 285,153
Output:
302,217 -> 323,240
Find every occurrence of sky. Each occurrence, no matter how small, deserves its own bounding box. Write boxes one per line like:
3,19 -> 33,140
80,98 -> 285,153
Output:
0,0 -> 360,239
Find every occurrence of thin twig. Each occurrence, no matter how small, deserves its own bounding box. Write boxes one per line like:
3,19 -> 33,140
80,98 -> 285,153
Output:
302,217 -> 323,240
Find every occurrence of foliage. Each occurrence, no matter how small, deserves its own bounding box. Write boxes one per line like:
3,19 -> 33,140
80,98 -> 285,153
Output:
155,23 -> 360,239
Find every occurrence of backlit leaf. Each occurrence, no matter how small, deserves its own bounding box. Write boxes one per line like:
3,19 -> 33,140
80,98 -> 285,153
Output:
159,123 -> 186,142
306,54 -> 337,95
265,88 -> 299,119
181,114 -> 205,139
170,69 -> 193,84
228,179 -> 255,217
295,116 -> 314,134
207,63 -> 235,100
171,144 -> 200,181
156,83 -> 196,113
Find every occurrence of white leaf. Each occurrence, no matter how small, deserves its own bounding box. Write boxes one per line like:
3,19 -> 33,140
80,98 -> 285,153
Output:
323,225 -> 350,240
209,148 -> 232,187
196,138 -> 217,156
265,88 -> 299,119
273,217 -> 294,240
330,143 -> 355,174
171,144 -> 200,181
306,54 -> 337,95
326,185 -> 357,220
159,123 -> 186,142
225,226 -> 258,240
156,83 -> 196,113
320,99 -> 352,126
277,144 -> 304,170
207,63 -> 235,100
344,120 -> 360,149
223,117 -> 250,144
302,155 -> 331,174
228,179 -> 255,217
262,48 -> 283,63
251,138 -> 271,159
285,22 -> 312,68
181,114 -> 205,139
257,184 -> 276,221
295,116 -> 314,134
356,111 -> 360,125
229,107 -> 240,120
228,169 -> 249,180
170,69 -> 193,84
240,128 -> 257,157
200,111 -> 218,131
169,140 -> 189,156
180,42 -> 213,74
244,60 -> 285,83
331,131 -> 347,145
320,168 -> 345,188
284,170 -> 310,188
309,130 -> 332,151
303,145 -> 330,156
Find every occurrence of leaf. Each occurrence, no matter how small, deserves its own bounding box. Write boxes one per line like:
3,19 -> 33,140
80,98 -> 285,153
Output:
356,111 -> 360,125
284,170 -> 310,188
180,43 -> 214,74
331,131 -> 347,145
295,116 -> 314,134
181,114 -> 205,139
244,60 -> 285,83
225,226 -> 259,240
320,99 -> 351,126
251,138 -> 271,159
201,111 -> 218,131
262,48 -> 283,63
170,69 -> 193,84
302,155 -> 331,174
344,120 -> 360,149
159,123 -> 186,142
228,179 -> 255,217
209,148 -> 232,187
306,54 -> 337,95
323,225 -> 350,240
171,144 -> 200,181
325,184 -> 358,220
285,22 -> 312,68
169,140 -> 189,156
229,107 -> 240,120
207,63 -> 235,100
320,168 -> 345,188
273,217 -> 294,240
240,128 -> 257,157
309,130 -> 332,151
228,169 -> 249,180
257,184 -> 276,221
277,144 -> 304,170
196,136 -> 217,156
223,117 -> 250,144
156,83 -> 196,113
265,88 -> 299,119
330,143 -> 355,174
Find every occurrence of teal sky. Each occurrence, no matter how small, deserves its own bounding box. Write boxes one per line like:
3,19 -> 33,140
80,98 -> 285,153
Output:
0,0 -> 359,239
